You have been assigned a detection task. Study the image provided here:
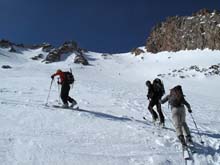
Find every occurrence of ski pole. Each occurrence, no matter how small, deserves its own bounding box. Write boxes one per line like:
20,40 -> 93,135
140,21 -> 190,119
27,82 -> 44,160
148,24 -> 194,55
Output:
190,113 -> 204,144
45,79 -> 54,106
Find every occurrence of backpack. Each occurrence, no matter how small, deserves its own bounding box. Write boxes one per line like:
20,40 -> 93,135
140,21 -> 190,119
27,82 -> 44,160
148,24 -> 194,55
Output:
169,85 -> 184,107
64,71 -> 75,84
152,78 -> 165,98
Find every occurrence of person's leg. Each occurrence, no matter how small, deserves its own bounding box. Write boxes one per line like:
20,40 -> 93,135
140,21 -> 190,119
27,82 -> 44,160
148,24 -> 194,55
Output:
180,107 -> 192,143
172,107 -> 186,145
64,85 -> 77,106
148,100 -> 158,121
68,96 -> 77,107
61,84 -> 69,105
172,107 -> 183,136
156,101 -> 165,124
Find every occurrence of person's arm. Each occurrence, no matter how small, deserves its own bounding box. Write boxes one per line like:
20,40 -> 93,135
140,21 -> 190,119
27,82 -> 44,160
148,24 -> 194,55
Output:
160,95 -> 169,104
183,98 -> 192,113
147,85 -> 154,99
147,89 -> 151,99
51,72 -> 60,79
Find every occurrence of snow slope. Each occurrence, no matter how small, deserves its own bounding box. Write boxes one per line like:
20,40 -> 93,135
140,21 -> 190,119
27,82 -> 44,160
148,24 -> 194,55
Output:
0,47 -> 220,165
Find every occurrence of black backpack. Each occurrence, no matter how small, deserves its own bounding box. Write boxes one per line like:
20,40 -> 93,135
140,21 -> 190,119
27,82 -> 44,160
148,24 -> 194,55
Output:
169,85 -> 184,107
64,71 -> 75,84
152,78 -> 165,98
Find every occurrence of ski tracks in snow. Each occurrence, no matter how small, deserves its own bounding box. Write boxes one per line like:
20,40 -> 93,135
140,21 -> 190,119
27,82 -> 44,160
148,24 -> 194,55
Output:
1,82 -> 220,164
1,52 -> 220,164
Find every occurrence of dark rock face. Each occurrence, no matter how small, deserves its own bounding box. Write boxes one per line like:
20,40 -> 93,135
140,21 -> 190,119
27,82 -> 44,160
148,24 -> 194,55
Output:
0,40 -> 13,48
101,53 -> 112,59
1,65 -> 12,69
74,52 -> 89,65
45,41 -> 78,62
9,46 -> 17,53
146,9 -> 220,53
31,54 -> 44,60
42,44 -> 53,52
131,48 -> 145,56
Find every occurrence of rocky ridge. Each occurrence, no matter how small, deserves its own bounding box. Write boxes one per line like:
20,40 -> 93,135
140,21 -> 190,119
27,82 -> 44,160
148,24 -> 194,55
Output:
0,39 -> 89,65
146,9 -> 220,53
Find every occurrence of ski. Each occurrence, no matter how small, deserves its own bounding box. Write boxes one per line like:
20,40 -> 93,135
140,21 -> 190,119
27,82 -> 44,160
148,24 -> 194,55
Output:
143,116 -> 167,129
44,104 -> 79,110
52,105 -> 79,110
187,142 -> 196,154
143,116 -> 156,125
143,116 -> 156,123
182,145 -> 190,159
182,145 -> 189,165
182,144 -> 196,165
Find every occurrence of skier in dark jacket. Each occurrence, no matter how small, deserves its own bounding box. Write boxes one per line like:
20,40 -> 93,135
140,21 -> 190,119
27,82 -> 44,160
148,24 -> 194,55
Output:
146,80 -> 165,126
51,69 -> 77,108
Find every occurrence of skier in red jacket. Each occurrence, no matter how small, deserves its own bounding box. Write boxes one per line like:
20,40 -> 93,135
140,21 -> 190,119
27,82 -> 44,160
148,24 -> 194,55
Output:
51,69 -> 77,108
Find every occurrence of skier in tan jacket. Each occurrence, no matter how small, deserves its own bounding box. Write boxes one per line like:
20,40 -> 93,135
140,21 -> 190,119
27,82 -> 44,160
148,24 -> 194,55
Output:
161,85 -> 192,146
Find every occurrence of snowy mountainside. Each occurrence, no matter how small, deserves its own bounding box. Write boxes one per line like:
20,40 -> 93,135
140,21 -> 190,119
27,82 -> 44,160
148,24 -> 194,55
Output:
0,47 -> 220,165
0,47 -> 48,65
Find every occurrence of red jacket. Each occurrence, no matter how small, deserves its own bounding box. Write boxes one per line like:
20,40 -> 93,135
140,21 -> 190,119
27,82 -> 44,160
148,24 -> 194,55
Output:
52,70 -> 65,84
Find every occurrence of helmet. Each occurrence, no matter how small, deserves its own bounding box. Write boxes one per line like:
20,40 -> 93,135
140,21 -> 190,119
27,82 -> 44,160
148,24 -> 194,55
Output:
56,69 -> 62,73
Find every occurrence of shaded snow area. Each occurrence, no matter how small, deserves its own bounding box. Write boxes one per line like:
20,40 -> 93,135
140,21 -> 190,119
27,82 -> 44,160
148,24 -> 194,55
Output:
0,47 -> 220,165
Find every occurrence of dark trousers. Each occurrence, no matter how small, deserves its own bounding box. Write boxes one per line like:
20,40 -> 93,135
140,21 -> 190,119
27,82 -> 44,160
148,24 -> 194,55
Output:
61,83 -> 76,105
148,99 -> 165,123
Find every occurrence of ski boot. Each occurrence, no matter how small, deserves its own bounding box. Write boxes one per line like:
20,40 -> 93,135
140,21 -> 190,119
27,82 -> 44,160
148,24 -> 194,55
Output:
70,102 -> 76,108
62,103 -> 69,108
185,135 -> 193,145
159,122 -> 165,128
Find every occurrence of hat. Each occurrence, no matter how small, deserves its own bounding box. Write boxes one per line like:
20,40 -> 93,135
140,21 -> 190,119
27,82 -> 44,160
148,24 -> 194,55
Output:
146,80 -> 151,86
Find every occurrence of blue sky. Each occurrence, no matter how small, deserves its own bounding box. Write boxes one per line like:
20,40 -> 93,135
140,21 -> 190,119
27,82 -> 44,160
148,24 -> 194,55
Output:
0,0 -> 219,53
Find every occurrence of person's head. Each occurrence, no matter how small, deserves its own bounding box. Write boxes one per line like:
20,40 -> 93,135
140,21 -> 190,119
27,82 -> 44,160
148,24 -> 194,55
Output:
56,69 -> 62,73
170,85 -> 183,96
146,80 -> 151,87
173,85 -> 182,91
154,78 -> 161,83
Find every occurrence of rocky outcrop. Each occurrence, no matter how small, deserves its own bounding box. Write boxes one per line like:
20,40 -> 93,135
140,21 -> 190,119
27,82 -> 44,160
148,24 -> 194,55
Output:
9,46 -> 17,53
131,48 -> 145,56
0,39 -> 53,53
74,52 -> 89,65
1,65 -> 12,69
45,41 -> 78,62
157,63 -> 220,78
42,43 -> 53,52
0,39 -> 88,64
101,53 -> 112,59
146,9 -> 220,53
0,39 -> 13,48
31,54 -> 44,60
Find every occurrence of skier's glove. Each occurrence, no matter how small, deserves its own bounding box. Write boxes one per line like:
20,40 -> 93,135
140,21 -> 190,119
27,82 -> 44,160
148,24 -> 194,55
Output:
51,75 -> 54,79
188,109 -> 192,113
